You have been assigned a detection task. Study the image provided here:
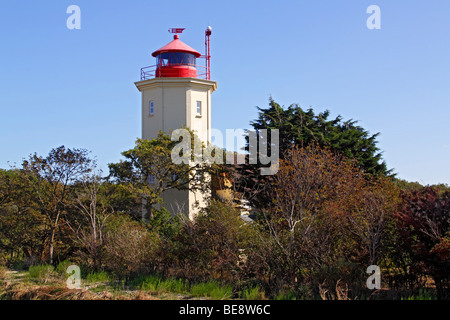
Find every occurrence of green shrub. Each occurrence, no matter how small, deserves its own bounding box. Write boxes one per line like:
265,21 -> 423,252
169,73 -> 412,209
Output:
55,260 -> 76,278
28,264 -> 55,281
8,259 -> 24,271
147,207 -> 182,239
86,271 -> 110,283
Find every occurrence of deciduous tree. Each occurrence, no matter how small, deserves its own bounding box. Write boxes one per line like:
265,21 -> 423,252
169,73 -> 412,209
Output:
108,130 -> 209,220
396,187 -> 450,298
21,146 -> 94,264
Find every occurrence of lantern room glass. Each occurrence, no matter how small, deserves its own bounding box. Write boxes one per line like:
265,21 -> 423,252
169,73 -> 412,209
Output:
156,52 -> 196,67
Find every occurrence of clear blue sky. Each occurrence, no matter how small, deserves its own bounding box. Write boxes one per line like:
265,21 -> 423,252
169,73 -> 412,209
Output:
0,0 -> 449,184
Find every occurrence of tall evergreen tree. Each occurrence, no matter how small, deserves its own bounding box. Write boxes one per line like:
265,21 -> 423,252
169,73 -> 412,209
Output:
249,98 -> 391,176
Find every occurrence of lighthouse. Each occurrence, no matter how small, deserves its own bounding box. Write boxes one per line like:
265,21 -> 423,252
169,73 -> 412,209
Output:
135,28 -> 217,219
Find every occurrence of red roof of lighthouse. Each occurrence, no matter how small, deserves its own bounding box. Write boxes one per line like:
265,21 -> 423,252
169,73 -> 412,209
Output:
152,35 -> 201,57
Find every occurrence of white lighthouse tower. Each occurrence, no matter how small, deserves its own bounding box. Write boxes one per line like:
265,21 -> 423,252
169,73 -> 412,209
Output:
134,28 -> 217,219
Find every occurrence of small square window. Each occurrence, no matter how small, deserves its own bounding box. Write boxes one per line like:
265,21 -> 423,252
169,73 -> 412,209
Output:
196,101 -> 202,116
148,175 -> 155,184
149,101 -> 154,116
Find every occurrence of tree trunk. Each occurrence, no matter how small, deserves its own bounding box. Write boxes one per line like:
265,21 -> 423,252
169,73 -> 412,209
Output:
49,212 -> 61,265
48,227 -> 55,265
434,276 -> 443,300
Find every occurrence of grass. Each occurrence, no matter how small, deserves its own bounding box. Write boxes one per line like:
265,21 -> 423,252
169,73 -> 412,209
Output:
130,275 -> 233,299
158,277 -> 187,294
190,280 -> 233,300
401,289 -> 436,300
240,286 -> 266,300
0,266 -> 7,281
28,264 -> 55,282
86,271 -> 110,283
130,274 -> 188,294
130,274 -> 162,292
1,265 -> 236,300
274,290 -> 297,300
3,264 -> 442,301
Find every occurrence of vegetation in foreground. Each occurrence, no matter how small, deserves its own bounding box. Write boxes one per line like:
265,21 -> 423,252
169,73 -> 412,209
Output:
0,264 -> 261,300
1,99 -> 449,300
0,264 -> 438,301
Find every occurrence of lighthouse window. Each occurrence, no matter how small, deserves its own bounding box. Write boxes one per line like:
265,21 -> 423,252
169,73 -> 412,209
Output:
149,101 -> 154,116
196,101 -> 202,116
157,52 -> 196,66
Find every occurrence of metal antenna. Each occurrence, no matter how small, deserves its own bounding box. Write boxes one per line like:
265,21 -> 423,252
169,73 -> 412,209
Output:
205,26 -> 212,80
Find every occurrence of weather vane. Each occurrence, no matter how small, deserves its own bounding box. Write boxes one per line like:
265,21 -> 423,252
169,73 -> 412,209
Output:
168,28 -> 185,34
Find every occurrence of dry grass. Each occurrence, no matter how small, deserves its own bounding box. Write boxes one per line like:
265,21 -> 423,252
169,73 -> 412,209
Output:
319,279 -> 354,300
0,266 -> 7,280
1,280 -> 161,300
2,280 -> 106,300
0,266 -> 214,300
0,266 -> 160,300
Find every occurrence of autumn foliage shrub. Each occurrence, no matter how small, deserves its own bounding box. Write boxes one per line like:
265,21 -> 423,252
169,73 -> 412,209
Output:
160,200 -> 254,284
102,214 -> 160,277
393,187 -> 450,299
240,145 -> 400,299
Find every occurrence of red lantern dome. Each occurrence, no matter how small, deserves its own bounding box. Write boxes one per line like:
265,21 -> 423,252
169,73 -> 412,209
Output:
152,34 -> 201,78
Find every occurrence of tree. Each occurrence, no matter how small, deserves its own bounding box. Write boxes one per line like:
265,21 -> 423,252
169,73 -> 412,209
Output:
107,130 -> 208,220
66,174 -> 111,271
395,187 -> 450,299
97,182 -> 141,219
240,144 -> 400,298
249,98 -> 391,176
22,146 -> 94,264
346,177 -> 400,265
250,144 -> 367,295
0,169 -> 46,262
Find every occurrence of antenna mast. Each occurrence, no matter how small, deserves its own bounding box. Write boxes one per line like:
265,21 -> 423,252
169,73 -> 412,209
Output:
205,26 -> 212,80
